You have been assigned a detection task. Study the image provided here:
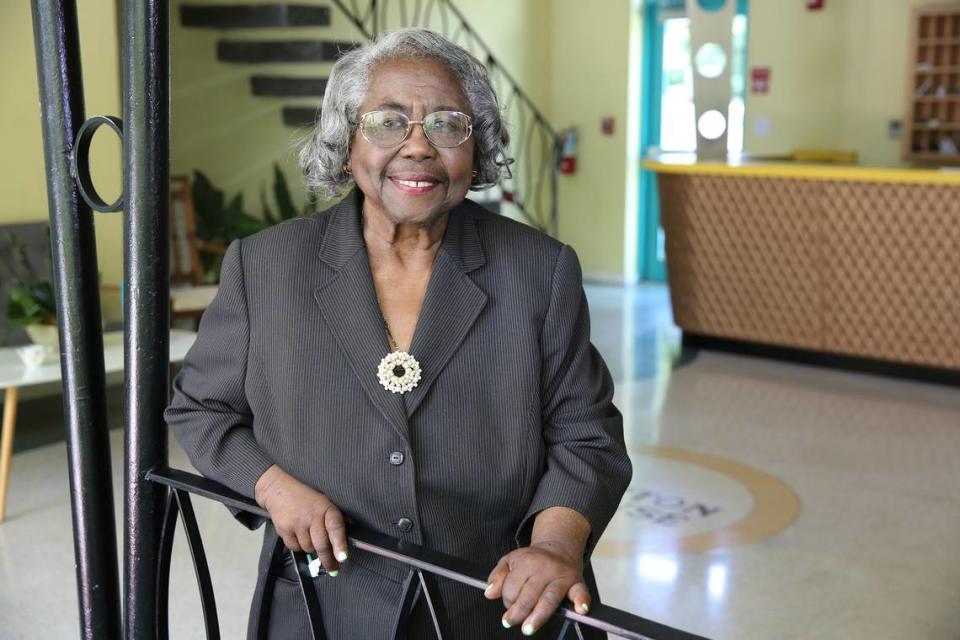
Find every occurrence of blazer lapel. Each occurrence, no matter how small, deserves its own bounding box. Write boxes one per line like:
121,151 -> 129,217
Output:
313,192 -> 409,442
404,202 -> 488,418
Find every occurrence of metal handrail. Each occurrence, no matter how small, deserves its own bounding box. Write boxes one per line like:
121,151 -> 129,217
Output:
148,466 -> 710,640
329,0 -> 560,235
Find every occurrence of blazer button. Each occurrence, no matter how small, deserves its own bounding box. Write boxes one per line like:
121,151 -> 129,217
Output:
397,518 -> 413,532
389,451 -> 405,466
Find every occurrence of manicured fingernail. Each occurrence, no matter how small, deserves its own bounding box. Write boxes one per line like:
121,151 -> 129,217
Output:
484,583 -> 493,594
336,550 -> 348,562
328,570 -> 338,577
579,603 -> 590,613
501,618 -> 511,629
522,623 -> 535,636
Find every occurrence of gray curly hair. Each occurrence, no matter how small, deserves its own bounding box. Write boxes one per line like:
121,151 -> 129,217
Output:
298,28 -> 512,198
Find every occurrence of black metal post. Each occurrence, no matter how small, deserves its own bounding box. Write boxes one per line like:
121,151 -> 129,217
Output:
29,1 -> 122,638
122,0 -> 171,637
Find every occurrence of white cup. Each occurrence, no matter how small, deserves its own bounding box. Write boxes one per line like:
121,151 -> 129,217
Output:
16,344 -> 54,369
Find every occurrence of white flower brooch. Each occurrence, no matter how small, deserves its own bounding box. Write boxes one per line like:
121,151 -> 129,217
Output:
377,351 -> 422,394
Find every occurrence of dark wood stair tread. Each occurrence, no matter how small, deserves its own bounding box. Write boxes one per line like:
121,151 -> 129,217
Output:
218,39 -> 358,63
252,75 -> 328,97
181,4 -> 331,29
282,106 -> 320,127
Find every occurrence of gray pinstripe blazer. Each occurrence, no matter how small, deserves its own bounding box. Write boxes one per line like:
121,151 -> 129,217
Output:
165,190 -> 632,639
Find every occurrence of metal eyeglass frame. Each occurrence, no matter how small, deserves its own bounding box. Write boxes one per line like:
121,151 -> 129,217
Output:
357,110 -> 474,148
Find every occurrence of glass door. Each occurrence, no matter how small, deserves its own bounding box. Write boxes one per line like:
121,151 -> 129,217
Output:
638,0 -> 748,282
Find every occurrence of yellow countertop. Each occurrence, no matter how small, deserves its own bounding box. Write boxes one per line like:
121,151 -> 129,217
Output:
643,155 -> 960,185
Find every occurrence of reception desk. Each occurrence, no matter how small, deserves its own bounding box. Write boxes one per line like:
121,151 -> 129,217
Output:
645,158 -> 960,373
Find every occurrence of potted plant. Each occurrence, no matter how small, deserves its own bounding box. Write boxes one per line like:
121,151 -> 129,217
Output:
0,231 -> 59,350
190,164 -> 318,281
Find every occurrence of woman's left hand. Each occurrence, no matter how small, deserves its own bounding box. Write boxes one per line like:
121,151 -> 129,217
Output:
484,540 -> 591,635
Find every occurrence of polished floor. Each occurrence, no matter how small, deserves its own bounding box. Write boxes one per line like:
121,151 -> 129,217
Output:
1,283 -> 959,639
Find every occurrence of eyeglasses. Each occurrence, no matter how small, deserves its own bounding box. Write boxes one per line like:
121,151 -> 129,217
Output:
357,110 -> 473,148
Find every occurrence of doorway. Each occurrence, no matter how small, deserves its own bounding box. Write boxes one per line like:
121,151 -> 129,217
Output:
638,0 -> 748,282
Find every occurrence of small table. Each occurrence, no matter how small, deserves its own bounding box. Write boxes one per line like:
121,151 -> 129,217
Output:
0,330 -> 196,522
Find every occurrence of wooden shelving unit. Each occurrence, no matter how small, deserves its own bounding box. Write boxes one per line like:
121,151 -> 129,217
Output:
903,6 -> 960,165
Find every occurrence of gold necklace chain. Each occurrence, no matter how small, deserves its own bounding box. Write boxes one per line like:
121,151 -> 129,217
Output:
382,317 -> 399,352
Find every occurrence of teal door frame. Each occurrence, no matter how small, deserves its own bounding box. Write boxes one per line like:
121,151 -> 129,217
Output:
639,0 -> 667,282
637,0 -> 748,282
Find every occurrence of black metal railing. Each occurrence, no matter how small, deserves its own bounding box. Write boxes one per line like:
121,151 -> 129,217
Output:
148,467 -> 709,640
330,0 -> 560,234
30,1 -> 122,638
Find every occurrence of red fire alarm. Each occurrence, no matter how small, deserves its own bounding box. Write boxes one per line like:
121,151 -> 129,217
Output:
806,0 -> 824,10
751,67 -> 771,94
558,128 -> 577,175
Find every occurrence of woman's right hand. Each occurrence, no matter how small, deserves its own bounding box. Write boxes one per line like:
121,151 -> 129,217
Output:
254,464 -> 348,574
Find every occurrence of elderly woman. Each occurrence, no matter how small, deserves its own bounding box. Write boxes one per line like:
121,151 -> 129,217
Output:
166,28 -> 631,639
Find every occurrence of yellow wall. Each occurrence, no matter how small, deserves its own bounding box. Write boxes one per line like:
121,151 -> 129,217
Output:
549,0 -> 637,281
455,0 -> 552,110
0,1 -> 124,289
743,0 -> 846,156
745,0 -> 959,165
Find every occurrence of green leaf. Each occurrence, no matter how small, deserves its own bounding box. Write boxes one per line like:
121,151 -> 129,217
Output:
6,286 -> 54,327
273,164 -> 298,221
225,192 -> 245,224
261,183 -> 277,225
230,213 -> 270,238
199,252 -> 221,284
192,170 -> 227,244
302,193 -> 318,216
27,281 -> 56,317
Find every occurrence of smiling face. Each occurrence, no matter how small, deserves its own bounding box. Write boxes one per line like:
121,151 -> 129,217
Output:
349,56 -> 476,228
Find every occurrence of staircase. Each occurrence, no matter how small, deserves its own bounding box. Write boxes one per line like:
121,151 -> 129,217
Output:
178,1 -> 558,233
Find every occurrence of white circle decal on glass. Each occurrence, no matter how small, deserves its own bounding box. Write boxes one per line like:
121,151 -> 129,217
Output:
695,43 -> 727,78
698,110 -> 727,140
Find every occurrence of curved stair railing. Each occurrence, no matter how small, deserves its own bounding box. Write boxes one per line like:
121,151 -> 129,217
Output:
177,0 -> 559,234
328,0 -> 560,233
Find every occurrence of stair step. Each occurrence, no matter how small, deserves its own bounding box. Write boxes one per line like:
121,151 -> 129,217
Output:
252,75 -> 327,97
180,4 -> 331,29
282,106 -> 320,127
218,39 -> 357,63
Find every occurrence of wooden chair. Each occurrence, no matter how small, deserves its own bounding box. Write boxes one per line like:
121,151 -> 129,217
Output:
169,175 -> 225,326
